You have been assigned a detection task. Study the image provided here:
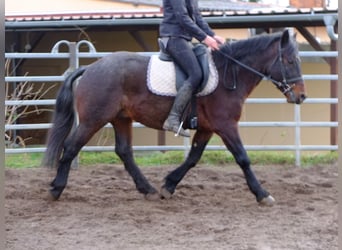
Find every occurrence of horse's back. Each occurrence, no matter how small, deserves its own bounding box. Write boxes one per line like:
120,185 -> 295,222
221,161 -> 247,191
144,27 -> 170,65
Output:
88,51 -> 149,76
74,51 -> 155,122
77,51 -> 149,90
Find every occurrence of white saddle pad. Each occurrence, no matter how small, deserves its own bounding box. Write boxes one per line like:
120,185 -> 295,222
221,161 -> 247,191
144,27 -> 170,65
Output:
147,50 -> 218,97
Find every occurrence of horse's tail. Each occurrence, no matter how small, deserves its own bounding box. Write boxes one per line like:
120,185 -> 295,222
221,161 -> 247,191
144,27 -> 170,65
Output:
43,67 -> 87,168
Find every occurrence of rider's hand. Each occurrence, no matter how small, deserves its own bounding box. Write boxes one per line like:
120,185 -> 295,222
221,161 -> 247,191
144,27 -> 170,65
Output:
213,35 -> 225,45
203,36 -> 220,50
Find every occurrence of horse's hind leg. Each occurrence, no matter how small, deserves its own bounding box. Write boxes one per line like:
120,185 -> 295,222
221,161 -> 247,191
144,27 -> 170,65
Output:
161,130 -> 213,199
50,124 -> 100,200
113,119 -> 158,200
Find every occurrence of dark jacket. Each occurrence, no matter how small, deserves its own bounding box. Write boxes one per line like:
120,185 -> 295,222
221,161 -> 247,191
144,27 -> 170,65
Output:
159,0 -> 215,42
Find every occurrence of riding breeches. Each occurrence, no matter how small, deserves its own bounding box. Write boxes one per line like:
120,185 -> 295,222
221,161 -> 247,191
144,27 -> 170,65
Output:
165,37 -> 203,91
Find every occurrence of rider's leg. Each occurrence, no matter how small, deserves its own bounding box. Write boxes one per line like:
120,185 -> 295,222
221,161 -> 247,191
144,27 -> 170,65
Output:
162,37 -> 203,137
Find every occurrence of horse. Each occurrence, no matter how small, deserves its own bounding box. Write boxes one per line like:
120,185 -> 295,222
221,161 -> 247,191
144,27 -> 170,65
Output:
44,29 -> 306,206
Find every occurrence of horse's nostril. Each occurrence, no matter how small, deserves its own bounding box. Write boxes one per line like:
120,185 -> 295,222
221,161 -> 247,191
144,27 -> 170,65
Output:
301,93 -> 307,101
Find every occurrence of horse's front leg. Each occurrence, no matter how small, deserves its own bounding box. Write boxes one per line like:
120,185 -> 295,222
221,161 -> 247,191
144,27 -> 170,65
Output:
113,120 -> 158,200
161,130 -> 213,199
218,125 -> 275,206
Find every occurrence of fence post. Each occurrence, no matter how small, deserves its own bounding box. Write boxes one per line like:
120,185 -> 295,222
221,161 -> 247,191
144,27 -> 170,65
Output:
69,42 -> 78,70
294,104 -> 301,167
69,41 -> 97,168
68,42 -> 80,169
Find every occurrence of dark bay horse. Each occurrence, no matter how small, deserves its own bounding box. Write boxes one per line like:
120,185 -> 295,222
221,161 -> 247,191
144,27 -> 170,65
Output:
44,30 -> 306,206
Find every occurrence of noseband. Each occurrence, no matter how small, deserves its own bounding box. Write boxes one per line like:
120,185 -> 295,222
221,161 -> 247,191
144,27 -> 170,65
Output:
217,42 -> 303,95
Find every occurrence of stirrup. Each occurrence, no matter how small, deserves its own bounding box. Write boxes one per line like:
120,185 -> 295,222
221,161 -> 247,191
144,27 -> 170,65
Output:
175,121 -> 190,137
163,120 -> 190,137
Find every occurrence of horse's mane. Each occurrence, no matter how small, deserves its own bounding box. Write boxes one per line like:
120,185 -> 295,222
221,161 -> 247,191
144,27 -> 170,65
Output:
213,32 -> 295,88
219,32 -> 285,61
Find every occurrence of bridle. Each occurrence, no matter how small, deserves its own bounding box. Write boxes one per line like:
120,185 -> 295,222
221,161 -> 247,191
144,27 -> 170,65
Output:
216,41 -> 303,95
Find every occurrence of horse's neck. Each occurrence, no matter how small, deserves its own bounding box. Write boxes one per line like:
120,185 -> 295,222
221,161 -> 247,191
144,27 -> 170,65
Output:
250,42 -> 279,73
222,41 -> 279,98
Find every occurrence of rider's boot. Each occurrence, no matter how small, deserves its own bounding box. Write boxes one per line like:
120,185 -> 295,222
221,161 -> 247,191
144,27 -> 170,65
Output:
163,83 -> 193,137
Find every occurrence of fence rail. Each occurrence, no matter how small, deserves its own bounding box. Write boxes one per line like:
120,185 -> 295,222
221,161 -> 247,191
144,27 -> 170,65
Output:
5,40 -> 339,166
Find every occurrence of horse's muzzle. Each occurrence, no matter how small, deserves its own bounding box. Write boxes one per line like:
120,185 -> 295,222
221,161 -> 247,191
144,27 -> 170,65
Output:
285,82 -> 307,104
286,90 -> 307,104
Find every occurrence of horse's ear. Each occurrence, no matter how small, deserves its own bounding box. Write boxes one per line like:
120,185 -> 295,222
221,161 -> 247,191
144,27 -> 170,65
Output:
280,29 -> 290,48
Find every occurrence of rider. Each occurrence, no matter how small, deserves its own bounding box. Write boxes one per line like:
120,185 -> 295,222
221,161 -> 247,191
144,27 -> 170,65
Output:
159,0 -> 225,137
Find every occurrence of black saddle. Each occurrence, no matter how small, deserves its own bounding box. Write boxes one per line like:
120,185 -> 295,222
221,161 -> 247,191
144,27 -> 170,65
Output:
158,38 -> 210,93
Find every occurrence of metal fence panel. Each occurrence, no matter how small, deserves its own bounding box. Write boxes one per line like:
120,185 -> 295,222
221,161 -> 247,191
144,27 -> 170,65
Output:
5,40 -> 339,166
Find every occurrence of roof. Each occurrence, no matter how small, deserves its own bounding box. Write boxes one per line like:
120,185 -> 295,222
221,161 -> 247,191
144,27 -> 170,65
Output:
115,0 -> 274,10
5,0 -> 338,31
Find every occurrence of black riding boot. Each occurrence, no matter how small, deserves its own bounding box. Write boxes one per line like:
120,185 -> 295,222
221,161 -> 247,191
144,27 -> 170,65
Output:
163,83 -> 193,137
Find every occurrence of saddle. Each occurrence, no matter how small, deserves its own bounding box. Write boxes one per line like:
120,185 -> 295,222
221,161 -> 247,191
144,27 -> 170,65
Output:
158,38 -> 210,93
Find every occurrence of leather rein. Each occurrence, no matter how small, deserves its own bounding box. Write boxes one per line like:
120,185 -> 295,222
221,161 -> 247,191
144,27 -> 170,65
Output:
216,42 -> 303,95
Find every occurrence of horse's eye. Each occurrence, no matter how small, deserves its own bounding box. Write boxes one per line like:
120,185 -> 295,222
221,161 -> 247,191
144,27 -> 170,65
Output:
287,57 -> 297,64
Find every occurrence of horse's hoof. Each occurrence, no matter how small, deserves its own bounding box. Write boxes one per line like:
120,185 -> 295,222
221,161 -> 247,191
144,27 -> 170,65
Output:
48,188 -> 62,201
160,187 -> 173,200
47,190 -> 59,201
259,195 -> 275,206
145,192 -> 160,201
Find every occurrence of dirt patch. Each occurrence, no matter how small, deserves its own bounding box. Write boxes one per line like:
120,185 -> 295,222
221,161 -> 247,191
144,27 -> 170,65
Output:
5,163 -> 337,250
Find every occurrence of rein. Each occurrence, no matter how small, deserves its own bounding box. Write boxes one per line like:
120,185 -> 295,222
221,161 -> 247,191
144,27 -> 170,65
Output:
216,43 -> 302,95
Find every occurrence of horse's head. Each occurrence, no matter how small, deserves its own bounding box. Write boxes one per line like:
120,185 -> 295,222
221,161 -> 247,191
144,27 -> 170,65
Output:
268,30 -> 307,104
